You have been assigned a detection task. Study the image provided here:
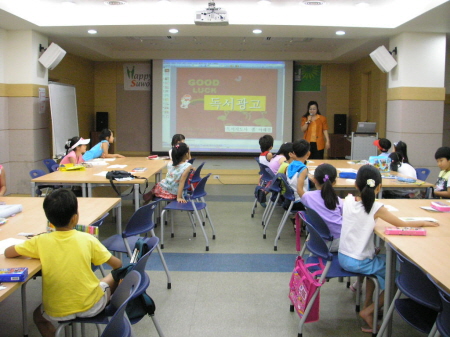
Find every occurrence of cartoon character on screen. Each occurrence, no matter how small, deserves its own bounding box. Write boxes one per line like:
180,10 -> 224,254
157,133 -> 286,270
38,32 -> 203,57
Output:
180,94 -> 191,109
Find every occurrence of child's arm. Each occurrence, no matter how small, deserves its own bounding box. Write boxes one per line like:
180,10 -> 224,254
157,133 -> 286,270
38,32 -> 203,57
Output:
434,187 -> 450,198
101,142 -> 125,158
69,154 -> 77,164
375,206 -> 439,227
105,255 -> 122,270
0,168 -> 6,196
296,169 -> 309,198
266,152 -> 273,162
176,165 -> 192,203
4,245 -> 20,258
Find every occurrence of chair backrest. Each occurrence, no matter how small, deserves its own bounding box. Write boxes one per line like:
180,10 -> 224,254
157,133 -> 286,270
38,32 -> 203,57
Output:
415,168 -> 431,181
43,159 -> 58,173
277,173 -> 295,201
437,288 -> 450,337
91,212 -> 109,227
123,200 -> 159,238
191,161 -> 205,184
187,158 -> 195,165
101,270 -> 141,337
29,169 -> 47,179
191,173 -> 211,199
302,217 -> 333,262
304,207 -> 333,242
51,164 -> 59,172
265,168 -> 281,193
391,243 -> 441,311
131,236 -> 159,294
259,163 -> 273,184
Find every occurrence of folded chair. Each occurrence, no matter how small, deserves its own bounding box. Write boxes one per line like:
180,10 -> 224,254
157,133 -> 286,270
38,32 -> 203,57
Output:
378,244 -> 441,337
295,216 -> 380,337
55,271 -> 141,337
160,174 -> 216,251
102,201 -> 172,289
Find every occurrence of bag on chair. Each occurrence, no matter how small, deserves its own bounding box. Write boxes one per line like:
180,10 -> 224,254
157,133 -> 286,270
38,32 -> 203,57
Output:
111,238 -> 156,320
288,256 -> 323,323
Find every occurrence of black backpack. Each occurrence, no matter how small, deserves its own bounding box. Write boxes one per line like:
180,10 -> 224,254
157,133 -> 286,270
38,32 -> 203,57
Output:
105,170 -> 147,197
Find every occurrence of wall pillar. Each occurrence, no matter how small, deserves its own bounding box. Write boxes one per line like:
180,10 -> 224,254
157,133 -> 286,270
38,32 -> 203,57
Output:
386,32 -> 446,181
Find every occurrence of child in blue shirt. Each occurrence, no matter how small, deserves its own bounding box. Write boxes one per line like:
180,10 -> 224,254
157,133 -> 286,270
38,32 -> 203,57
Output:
83,129 -> 124,161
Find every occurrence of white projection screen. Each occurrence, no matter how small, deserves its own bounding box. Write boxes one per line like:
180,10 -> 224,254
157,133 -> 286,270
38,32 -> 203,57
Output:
152,59 -> 294,155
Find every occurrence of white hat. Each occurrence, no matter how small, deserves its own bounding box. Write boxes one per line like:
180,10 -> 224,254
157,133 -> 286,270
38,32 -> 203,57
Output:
70,138 -> 90,150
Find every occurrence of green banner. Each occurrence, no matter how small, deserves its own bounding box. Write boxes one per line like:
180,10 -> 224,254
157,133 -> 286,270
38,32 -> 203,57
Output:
294,65 -> 322,92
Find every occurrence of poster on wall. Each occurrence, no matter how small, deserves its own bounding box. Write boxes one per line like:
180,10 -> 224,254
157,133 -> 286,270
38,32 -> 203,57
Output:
123,63 -> 151,91
294,65 -> 321,92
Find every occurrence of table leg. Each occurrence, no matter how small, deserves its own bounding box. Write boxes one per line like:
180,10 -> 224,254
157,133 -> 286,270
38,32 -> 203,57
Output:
31,182 -> 36,197
116,201 -> 122,234
378,187 -> 383,199
87,183 -> 93,198
134,183 -> 139,212
381,241 -> 396,337
81,183 -> 87,198
21,280 -> 29,337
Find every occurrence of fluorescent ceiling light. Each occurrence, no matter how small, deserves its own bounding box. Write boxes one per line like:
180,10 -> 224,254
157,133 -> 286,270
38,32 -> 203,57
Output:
88,29 -> 97,34
168,28 -> 178,34
253,29 -> 263,34
336,30 -> 345,35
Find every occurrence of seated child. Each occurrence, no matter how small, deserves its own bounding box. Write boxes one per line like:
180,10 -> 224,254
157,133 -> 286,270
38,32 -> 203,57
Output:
258,134 -> 274,166
301,163 -> 342,252
145,142 -> 193,203
268,142 -> 292,175
5,189 -> 122,337
434,146 -> 450,198
338,165 -> 438,332
372,138 -> 391,157
383,152 -> 419,198
285,139 -> 310,211
83,129 -> 124,161
169,133 -> 185,160
60,137 -> 90,165
0,163 -> 6,196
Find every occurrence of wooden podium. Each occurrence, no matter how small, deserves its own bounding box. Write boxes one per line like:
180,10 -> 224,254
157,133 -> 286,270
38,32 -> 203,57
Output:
328,134 -> 351,158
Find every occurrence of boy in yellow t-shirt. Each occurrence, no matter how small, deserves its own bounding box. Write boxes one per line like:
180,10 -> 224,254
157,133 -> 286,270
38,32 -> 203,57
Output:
5,189 -> 122,337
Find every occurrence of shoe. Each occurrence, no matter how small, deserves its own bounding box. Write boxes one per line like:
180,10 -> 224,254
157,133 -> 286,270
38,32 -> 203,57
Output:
260,202 -> 266,208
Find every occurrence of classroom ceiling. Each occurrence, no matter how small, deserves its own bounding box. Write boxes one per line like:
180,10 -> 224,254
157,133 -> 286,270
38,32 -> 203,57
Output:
0,0 -> 449,63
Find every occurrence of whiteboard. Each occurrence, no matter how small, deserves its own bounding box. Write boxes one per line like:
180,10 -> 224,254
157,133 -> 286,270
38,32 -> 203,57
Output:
48,83 -> 79,159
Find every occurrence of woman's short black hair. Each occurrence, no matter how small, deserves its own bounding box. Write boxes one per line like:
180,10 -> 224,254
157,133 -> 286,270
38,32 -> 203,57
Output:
302,101 -> 321,118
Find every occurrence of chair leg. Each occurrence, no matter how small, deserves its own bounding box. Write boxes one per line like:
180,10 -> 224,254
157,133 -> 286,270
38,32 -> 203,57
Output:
200,198 -> 216,239
192,207 -> 209,251
150,229 -> 172,289
377,289 -> 402,337
160,210 -> 166,249
251,198 -> 258,218
55,322 -> 71,337
150,315 -> 166,337
263,195 -> 279,239
273,203 -> 293,251
371,276 -> 380,337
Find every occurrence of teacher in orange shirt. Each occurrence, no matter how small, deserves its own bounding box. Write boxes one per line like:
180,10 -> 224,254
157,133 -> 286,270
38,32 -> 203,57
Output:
300,101 -> 330,159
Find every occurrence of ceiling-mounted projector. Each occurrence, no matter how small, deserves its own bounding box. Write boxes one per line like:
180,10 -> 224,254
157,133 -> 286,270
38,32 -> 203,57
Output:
195,1 -> 228,26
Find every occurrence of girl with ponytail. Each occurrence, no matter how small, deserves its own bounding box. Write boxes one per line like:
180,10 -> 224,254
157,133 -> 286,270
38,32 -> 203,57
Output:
301,163 -> 342,252
338,165 -> 438,333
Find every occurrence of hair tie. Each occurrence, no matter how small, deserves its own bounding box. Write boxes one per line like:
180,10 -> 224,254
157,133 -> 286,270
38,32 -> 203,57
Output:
175,144 -> 179,148
367,179 -> 375,188
323,174 -> 329,182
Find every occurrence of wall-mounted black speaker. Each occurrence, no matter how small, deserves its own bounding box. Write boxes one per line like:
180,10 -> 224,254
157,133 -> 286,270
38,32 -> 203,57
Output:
334,114 -> 347,134
96,112 -> 108,132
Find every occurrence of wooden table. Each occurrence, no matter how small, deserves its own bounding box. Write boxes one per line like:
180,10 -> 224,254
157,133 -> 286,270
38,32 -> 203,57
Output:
0,196 -> 121,336
31,157 -> 168,211
374,199 -> 450,337
308,159 -> 433,197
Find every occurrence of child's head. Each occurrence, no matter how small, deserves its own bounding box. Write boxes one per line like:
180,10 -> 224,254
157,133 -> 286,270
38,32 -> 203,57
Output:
314,163 -> 339,210
393,141 -> 409,163
388,152 -> 403,172
291,139 -> 310,159
435,147 -> 450,171
99,129 -> 114,143
373,138 -> 391,153
172,142 -> 190,166
43,189 -> 78,228
259,135 -> 274,152
355,165 -> 382,214
171,134 -> 186,147
276,142 -> 293,160
65,137 -> 90,155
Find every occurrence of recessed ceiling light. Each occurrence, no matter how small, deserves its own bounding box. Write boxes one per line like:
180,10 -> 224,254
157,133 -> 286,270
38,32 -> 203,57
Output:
302,1 -> 326,5
104,1 -> 127,5
336,30 -> 345,35
88,29 -> 97,34
253,29 -> 262,34
169,28 -> 179,34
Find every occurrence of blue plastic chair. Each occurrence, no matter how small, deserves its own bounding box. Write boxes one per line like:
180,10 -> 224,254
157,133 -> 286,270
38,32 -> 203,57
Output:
262,170 -> 282,238
295,220 -> 380,337
250,158 -> 274,217
55,270 -> 141,337
101,201 -> 172,289
43,158 -> 58,173
415,168 -> 431,181
299,207 -> 334,256
29,169 -> 53,196
378,244 -> 441,337
187,158 -> 195,165
160,174 -> 216,251
434,281 -> 450,337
